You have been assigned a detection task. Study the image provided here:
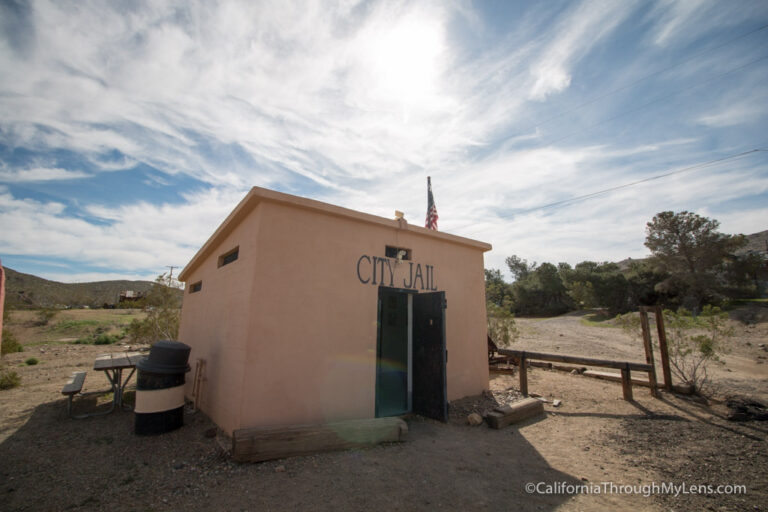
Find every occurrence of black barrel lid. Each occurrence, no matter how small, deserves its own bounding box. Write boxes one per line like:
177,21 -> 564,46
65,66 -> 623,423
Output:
137,340 -> 191,374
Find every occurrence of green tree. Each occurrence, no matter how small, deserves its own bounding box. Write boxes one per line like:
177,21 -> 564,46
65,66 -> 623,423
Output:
723,252 -> 768,298
645,211 -> 746,307
484,269 -> 514,309
507,258 -> 571,316
505,255 -> 535,281
484,269 -> 519,346
125,273 -> 182,344
560,261 -> 630,314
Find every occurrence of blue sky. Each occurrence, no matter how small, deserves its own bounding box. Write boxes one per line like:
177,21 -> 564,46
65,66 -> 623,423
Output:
1,0 -> 767,283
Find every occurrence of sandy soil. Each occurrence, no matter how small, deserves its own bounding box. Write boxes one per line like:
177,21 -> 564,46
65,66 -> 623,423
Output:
0,311 -> 766,511
514,308 -> 768,401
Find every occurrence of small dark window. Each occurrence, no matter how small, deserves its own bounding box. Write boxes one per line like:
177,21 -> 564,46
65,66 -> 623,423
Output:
190,281 -> 202,293
218,246 -> 239,268
385,246 -> 411,260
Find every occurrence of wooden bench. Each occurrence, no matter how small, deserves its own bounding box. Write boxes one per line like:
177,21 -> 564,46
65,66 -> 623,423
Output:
61,372 -> 87,418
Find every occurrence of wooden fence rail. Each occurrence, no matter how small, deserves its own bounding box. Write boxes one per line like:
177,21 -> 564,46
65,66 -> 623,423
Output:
497,348 -> 657,401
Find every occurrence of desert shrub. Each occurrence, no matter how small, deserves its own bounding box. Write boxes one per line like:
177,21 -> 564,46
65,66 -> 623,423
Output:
51,319 -> 100,332
487,301 -> 519,347
614,312 -> 642,343
1,330 -> 23,354
24,357 -> 39,366
93,334 -> 120,345
125,273 -> 181,344
663,306 -> 732,394
72,333 -> 121,345
36,308 -> 59,326
0,368 -> 21,390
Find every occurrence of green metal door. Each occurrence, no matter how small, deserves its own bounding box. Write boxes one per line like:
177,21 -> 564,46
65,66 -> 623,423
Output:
375,288 -> 409,417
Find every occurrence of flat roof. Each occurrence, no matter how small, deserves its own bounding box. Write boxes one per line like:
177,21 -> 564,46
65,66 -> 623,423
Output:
179,186 -> 492,281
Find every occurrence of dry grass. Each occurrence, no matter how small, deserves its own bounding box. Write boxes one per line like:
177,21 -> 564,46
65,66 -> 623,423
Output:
4,309 -> 146,346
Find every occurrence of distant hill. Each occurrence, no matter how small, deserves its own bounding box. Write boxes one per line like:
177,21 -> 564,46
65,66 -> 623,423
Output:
739,229 -> 768,256
2,267 -> 161,309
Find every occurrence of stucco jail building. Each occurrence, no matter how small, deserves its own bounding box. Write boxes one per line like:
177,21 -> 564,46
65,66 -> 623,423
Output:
178,187 -> 492,435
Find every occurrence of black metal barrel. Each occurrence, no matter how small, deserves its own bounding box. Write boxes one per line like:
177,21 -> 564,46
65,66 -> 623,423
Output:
134,340 -> 191,436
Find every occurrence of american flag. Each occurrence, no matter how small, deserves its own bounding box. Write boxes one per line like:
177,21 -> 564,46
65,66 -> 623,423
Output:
425,176 -> 438,230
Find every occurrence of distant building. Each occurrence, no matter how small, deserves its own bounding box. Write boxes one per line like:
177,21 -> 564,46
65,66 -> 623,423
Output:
118,290 -> 144,303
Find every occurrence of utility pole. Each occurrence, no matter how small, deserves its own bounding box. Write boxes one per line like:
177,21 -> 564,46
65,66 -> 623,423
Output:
166,266 -> 178,281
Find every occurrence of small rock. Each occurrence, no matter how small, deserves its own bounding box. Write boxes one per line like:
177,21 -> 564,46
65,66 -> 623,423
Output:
275,465 -> 286,473
570,369 -> 578,375
552,399 -> 562,407
467,413 -> 483,426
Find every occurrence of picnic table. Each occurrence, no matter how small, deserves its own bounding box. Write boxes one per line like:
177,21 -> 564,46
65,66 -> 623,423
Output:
93,351 -> 144,413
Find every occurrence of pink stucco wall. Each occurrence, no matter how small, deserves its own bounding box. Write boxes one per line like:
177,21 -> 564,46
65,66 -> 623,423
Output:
178,188 -> 490,434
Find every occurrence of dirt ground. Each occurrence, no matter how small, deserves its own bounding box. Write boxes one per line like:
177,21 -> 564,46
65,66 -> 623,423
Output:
1,310 -> 766,511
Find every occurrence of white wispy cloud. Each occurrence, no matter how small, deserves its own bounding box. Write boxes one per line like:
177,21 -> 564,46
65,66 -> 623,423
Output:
528,0 -> 637,101
0,185 -> 246,273
0,0 -> 766,281
0,167 -> 90,182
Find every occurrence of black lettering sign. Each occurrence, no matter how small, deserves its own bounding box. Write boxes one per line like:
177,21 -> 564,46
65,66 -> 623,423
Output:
356,255 -> 371,284
413,263 -> 424,290
356,254 -> 438,290
403,261 -> 413,288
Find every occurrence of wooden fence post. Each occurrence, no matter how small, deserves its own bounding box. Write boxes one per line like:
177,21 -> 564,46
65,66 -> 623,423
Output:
621,364 -> 633,401
519,352 -> 528,396
654,306 -> 672,392
639,308 -> 660,398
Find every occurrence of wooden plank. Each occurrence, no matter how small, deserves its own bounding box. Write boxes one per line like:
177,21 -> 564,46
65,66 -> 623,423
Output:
621,367 -> 633,401
519,354 -> 528,396
498,349 -> 652,372
232,418 -> 408,463
93,354 -> 113,370
109,354 -> 131,368
62,372 -> 87,395
486,398 -> 544,429
583,370 -> 693,395
127,353 -> 144,366
583,370 -> 653,386
639,310 -> 660,397
488,366 -> 516,375
654,306 -> 673,391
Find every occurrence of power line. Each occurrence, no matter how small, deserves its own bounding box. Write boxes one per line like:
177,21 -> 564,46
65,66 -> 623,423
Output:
511,148 -> 767,216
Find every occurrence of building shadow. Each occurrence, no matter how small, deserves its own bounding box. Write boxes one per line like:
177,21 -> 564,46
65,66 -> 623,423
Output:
0,396 -> 583,511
